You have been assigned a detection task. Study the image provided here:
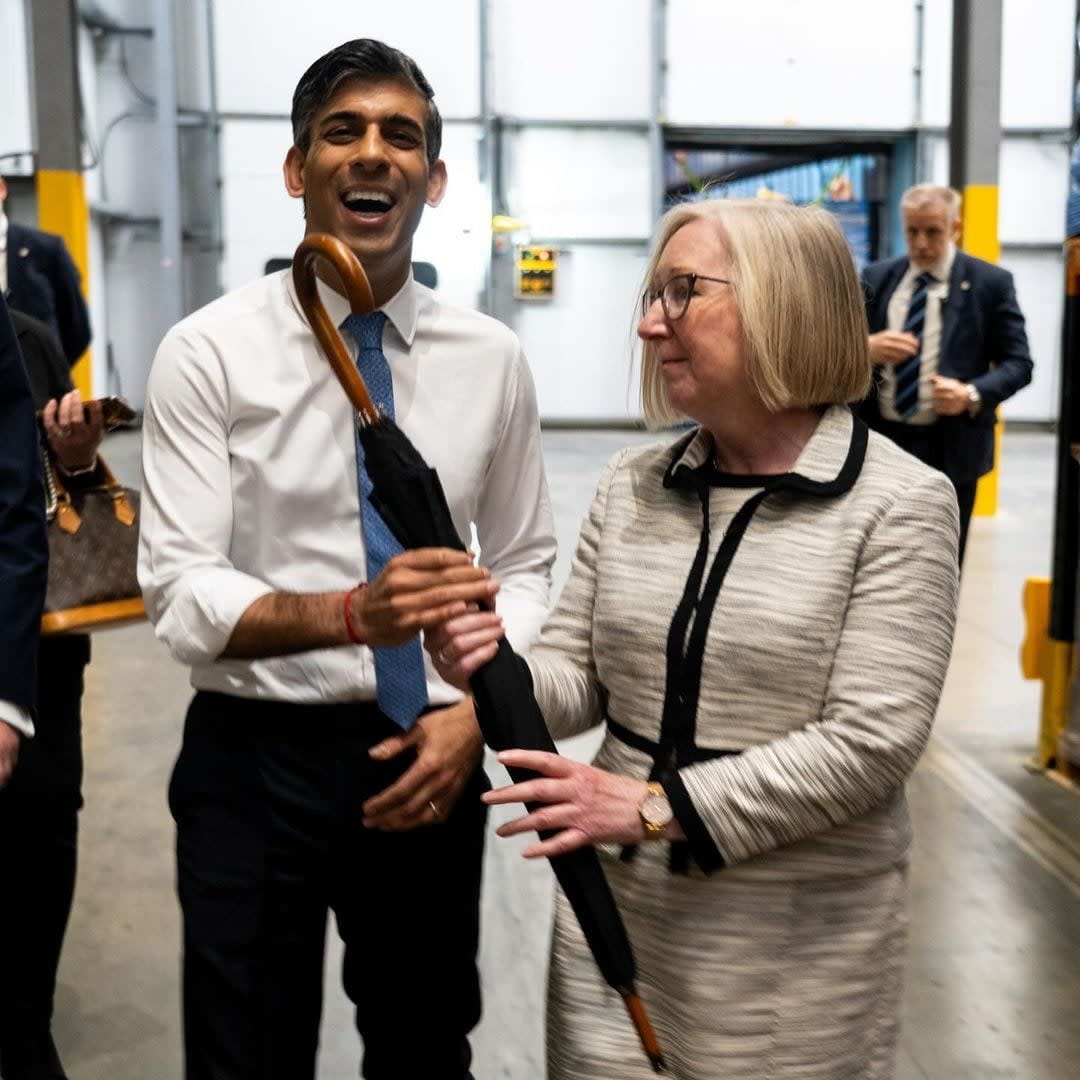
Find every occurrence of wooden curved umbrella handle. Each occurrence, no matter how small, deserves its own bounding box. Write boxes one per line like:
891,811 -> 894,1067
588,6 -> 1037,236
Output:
292,233 -> 379,422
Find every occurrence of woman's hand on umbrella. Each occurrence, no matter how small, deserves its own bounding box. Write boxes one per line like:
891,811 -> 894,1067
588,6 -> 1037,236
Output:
484,749 -> 664,856
353,548 -> 499,648
425,608 -> 505,689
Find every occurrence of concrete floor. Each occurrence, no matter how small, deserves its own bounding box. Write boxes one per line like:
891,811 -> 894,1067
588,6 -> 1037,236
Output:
43,425 -> 1080,1079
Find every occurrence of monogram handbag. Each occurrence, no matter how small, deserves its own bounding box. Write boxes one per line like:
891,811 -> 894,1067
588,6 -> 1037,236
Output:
39,405 -> 146,635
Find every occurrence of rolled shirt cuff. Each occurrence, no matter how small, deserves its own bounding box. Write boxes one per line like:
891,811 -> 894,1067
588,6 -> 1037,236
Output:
147,568 -> 275,666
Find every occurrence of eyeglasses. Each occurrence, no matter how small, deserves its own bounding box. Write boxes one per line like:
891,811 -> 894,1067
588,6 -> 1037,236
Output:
641,272 -> 734,321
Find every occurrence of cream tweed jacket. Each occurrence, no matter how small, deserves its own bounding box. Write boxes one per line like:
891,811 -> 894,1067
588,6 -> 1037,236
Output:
527,405 -> 960,1079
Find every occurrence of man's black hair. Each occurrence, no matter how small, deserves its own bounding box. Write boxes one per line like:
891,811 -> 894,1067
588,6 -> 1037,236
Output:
291,39 -> 442,165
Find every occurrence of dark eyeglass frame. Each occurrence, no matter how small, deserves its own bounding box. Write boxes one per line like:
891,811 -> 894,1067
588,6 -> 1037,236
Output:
641,272 -> 734,321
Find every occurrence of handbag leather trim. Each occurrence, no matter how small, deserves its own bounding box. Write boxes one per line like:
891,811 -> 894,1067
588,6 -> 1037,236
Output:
41,597 -> 147,635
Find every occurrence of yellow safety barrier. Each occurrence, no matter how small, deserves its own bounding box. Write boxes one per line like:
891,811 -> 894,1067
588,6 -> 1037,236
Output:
1023,576 -> 1077,772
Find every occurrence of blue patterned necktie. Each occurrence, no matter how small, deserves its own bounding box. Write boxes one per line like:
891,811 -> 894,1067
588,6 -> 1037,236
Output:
343,311 -> 428,729
893,270 -> 935,420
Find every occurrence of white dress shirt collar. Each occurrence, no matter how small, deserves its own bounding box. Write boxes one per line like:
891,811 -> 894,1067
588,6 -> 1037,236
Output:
284,266 -> 419,348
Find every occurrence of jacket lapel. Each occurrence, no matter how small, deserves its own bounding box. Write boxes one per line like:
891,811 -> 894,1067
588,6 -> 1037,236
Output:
6,224 -> 27,297
939,251 -> 971,368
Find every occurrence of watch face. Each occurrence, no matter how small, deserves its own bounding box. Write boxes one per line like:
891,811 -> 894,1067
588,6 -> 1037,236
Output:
641,792 -> 674,827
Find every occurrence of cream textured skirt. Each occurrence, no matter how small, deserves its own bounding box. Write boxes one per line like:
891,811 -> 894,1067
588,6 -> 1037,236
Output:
545,844 -> 909,1080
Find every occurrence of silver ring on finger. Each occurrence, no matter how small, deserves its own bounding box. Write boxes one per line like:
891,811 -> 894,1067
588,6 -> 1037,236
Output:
428,799 -> 441,820
436,647 -> 451,665
57,427 -> 71,439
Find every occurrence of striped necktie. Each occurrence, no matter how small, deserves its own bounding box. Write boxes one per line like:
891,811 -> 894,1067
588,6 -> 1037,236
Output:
893,270 -> 935,420
342,311 -> 429,729
889,272 -> 933,419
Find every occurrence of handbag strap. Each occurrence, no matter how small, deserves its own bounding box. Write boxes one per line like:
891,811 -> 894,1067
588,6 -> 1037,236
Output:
42,446 -> 134,534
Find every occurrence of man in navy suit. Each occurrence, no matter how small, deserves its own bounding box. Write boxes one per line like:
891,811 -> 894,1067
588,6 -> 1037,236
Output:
857,183 -> 1033,562
0,177 -> 91,367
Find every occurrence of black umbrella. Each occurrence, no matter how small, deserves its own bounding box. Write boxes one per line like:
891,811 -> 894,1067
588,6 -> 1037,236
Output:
293,233 -> 665,1073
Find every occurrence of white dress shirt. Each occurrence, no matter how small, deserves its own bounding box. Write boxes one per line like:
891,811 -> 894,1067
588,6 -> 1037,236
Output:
878,244 -> 956,425
139,269 -> 556,706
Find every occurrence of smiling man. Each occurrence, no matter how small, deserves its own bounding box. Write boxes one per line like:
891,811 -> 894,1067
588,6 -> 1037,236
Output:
138,39 -> 555,1080
857,183 -> 1033,563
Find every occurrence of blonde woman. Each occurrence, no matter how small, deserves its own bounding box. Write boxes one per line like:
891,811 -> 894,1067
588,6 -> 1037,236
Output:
430,199 -> 960,1079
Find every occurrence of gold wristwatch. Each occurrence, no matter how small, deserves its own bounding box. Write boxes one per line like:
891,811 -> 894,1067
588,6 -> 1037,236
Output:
638,782 -> 674,839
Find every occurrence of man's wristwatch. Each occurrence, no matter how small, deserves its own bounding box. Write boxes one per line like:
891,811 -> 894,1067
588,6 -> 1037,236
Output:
638,781 -> 674,839
966,384 -> 982,418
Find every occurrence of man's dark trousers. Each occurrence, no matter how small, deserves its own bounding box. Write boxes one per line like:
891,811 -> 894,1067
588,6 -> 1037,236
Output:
169,691 -> 489,1080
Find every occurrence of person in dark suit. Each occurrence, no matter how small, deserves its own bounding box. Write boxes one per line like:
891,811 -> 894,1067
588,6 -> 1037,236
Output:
0,298 -> 52,1077
857,183 -> 1033,562
0,177 -> 91,367
0,297 -> 47,784
0,307 -> 103,1080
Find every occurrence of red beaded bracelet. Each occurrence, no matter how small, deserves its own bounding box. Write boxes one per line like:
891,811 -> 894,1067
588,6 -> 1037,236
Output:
343,583 -> 367,645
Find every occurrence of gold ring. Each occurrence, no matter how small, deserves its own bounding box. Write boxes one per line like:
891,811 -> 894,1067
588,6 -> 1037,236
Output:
428,799 -> 440,819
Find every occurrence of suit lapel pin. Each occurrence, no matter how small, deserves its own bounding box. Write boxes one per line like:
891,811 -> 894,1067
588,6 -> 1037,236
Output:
960,280 -> 971,291
18,247 -> 29,258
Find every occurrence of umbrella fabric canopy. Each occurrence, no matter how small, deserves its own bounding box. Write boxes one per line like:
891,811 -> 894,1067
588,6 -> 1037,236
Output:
293,233 -> 664,1073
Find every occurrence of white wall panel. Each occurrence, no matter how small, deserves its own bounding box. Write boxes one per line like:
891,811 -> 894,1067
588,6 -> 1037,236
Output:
212,0 -> 480,118
510,244 -> 648,421
490,0 -> 651,120
916,0 -> 1072,130
0,0 -> 33,164
921,0 -> 954,129
221,120 -> 488,311
1001,0 -> 1073,129
666,0 -> 917,130
999,251 -> 1062,423
503,129 -> 653,239
1000,139 -> 1069,244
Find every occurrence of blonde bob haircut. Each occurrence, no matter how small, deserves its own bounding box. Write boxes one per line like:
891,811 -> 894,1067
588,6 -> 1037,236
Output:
639,199 -> 872,428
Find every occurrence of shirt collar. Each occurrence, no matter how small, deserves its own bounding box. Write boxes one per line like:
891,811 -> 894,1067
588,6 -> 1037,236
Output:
664,405 -> 864,494
0,210 -> 8,250
284,263 -> 419,348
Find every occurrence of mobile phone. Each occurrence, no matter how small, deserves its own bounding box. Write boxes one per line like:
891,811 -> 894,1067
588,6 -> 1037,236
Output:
96,396 -> 136,430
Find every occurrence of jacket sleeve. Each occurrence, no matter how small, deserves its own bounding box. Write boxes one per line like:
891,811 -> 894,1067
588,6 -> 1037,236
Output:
969,267 -> 1034,410
525,452 -> 627,740
668,468 -> 960,873
48,236 -> 92,366
0,300 -> 48,714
